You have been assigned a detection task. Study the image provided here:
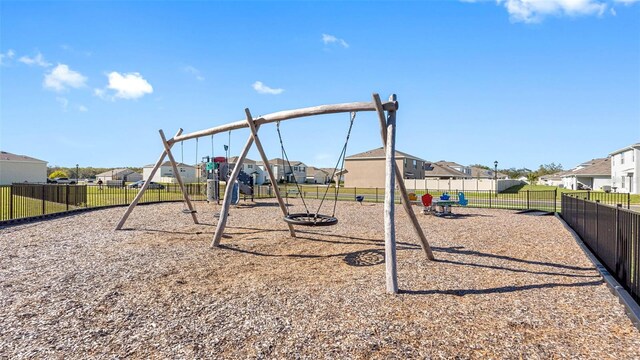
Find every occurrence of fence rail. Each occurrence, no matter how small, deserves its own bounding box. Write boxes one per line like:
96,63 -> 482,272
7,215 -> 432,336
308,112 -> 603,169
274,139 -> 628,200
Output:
561,194 -> 639,303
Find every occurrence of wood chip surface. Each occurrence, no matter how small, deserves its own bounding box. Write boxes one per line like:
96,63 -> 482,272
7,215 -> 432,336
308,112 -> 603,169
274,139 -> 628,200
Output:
1,199 -> 639,359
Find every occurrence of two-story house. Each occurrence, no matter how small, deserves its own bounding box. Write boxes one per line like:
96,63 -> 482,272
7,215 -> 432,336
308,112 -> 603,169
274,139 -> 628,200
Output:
343,147 -> 426,188
228,156 -> 266,185
256,158 -> 307,184
610,143 -> 639,194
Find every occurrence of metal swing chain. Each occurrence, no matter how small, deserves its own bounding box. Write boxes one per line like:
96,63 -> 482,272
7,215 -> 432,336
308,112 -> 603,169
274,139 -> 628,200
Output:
316,111 -> 356,218
195,138 -> 199,205
276,121 -> 311,216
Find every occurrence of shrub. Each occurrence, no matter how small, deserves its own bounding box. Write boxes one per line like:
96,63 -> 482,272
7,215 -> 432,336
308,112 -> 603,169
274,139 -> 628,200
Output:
49,170 -> 69,179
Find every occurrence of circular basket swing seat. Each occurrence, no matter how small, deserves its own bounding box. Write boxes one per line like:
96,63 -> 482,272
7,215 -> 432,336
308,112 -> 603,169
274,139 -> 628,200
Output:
284,213 -> 338,227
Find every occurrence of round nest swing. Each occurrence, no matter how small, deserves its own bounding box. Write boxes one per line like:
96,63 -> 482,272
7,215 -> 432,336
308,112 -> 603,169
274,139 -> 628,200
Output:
283,213 -> 339,226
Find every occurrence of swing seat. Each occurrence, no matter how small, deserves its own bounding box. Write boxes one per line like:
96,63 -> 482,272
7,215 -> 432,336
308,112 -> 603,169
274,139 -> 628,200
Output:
284,213 -> 338,226
182,209 -> 197,214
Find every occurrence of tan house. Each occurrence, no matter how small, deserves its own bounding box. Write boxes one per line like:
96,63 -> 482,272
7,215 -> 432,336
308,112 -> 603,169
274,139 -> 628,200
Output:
344,147 -> 426,188
96,168 -> 143,183
0,151 -> 47,185
306,167 -> 331,184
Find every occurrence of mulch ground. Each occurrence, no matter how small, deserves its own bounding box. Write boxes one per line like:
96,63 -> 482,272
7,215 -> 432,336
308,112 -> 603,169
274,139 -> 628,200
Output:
1,199 -> 639,359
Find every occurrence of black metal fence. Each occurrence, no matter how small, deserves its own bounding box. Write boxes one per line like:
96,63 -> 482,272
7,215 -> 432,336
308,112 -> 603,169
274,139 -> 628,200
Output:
561,193 -> 639,303
0,182 -> 632,225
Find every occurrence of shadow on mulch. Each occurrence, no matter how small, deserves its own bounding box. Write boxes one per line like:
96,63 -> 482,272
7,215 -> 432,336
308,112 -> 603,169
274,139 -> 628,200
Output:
399,279 -> 604,297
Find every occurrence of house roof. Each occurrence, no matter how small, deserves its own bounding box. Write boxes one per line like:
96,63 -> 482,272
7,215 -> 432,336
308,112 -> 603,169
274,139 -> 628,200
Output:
257,158 -> 307,167
575,158 -> 606,169
424,163 -> 469,178
609,143 -> 640,156
95,168 -> 140,177
0,151 -> 47,163
143,161 -> 194,168
228,156 -> 257,164
539,171 -> 570,181
469,166 -> 494,178
565,158 -> 611,177
436,161 -> 464,168
306,167 -> 329,177
346,147 -> 427,161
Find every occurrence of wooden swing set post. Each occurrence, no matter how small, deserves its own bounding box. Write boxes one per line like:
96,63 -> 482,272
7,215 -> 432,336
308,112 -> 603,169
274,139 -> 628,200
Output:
373,93 -> 435,260
114,128 -> 183,230
383,94 -> 399,294
244,108 -> 296,238
159,129 -> 198,224
211,130 -> 256,247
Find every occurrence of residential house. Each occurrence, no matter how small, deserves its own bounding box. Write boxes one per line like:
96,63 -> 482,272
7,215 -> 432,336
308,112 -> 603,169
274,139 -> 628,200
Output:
96,168 -> 143,183
0,151 -> 47,185
306,167 -> 331,184
143,162 -> 197,183
424,162 -> 469,179
228,156 -> 266,185
469,166 -> 509,180
538,171 -> 568,187
435,161 -> 471,176
256,158 -> 307,183
562,158 -> 611,191
610,143 -> 639,194
343,147 -> 426,188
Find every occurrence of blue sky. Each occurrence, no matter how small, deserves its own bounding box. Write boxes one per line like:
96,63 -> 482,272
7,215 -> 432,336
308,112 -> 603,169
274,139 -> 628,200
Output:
1,0 -> 639,171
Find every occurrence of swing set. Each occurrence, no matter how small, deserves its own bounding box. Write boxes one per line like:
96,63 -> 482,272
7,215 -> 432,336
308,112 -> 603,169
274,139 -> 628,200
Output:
114,93 -> 434,293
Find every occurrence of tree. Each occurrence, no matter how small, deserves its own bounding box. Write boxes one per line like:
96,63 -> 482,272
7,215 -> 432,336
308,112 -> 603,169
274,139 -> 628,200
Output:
469,164 -> 490,170
537,162 -> 563,176
526,172 -> 539,184
48,170 -> 68,179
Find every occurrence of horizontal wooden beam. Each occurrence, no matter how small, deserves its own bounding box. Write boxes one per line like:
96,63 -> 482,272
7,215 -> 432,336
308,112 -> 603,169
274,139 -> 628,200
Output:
168,98 -> 396,144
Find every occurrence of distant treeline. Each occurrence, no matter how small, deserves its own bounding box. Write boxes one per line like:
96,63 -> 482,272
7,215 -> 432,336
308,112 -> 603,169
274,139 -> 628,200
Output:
47,166 -> 143,179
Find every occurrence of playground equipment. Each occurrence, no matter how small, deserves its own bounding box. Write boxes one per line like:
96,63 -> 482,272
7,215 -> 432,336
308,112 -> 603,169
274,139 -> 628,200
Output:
114,93 -> 434,294
277,111 -> 355,227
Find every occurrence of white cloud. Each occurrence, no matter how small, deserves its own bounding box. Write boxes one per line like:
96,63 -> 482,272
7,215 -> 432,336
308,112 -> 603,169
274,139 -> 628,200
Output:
252,81 -> 284,95
56,97 -> 69,111
183,65 -> 204,81
614,0 -> 639,4
0,49 -> 15,65
496,0 -> 608,23
44,64 -> 87,91
18,52 -> 51,67
322,34 -> 349,48
98,71 -> 153,100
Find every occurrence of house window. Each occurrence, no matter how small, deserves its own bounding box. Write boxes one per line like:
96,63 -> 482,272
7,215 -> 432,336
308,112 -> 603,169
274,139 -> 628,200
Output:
293,166 -> 298,171
412,159 -> 417,167
622,176 -> 626,188
403,159 -> 407,167
621,152 -> 625,165
247,164 -> 253,169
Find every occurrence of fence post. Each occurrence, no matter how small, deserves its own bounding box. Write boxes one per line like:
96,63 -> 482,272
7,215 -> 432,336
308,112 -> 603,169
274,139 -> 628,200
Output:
41,184 -> 45,215
9,185 -> 13,219
489,190 -> 492,208
66,184 -> 70,211
587,190 -> 590,201
627,193 -> 630,209
354,187 -> 357,201
376,188 -> 379,203
526,190 -> 530,210
554,189 -> 557,213
615,204 -> 620,277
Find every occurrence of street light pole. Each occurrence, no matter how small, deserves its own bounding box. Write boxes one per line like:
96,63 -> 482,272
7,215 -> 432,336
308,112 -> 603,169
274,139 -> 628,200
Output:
494,160 -> 498,198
